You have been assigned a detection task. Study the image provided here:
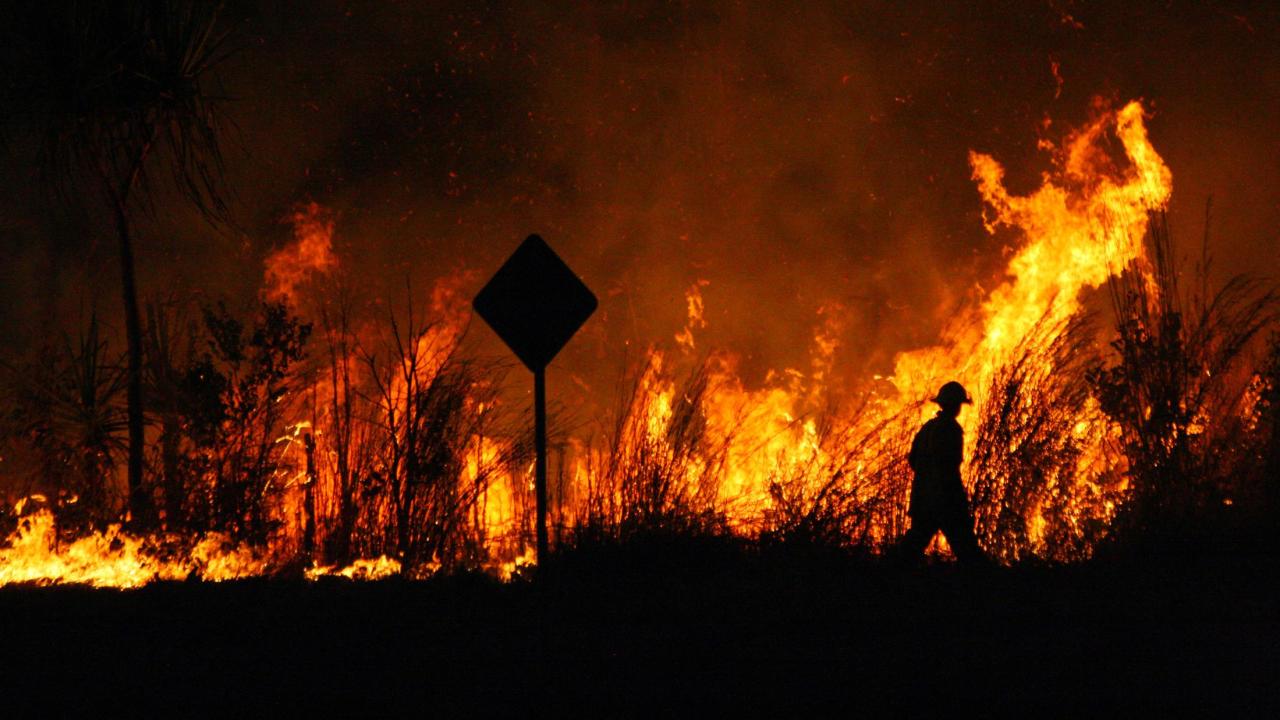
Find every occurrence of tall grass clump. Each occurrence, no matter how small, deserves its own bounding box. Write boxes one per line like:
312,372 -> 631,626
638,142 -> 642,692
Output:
573,354 -> 729,544
762,396 -> 915,553
1090,209 -> 1279,546
969,311 -> 1114,563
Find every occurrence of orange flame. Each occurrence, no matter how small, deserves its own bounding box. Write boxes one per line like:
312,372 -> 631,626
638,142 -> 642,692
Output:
0,99 -> 1178,583
263,201 -> 339,304
891,100 -> 1171,418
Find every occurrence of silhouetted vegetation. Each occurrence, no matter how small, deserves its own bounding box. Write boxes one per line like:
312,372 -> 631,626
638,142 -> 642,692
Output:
183,302 -> 311,543
1090,211 -> 1279,550
0,316 -> 127,531
3,207 -> 1279,573
970,311 -> 1111,563
347,296 -> 518,573
6,271 -> 1280,571
2,1 -> 238,527
573,356 -> 728,542
763,396 -> 915,552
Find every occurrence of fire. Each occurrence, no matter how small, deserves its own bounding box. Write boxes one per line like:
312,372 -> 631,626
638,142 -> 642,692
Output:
555,99 -> 1172,555
0,498 -> 272,588
891,101 -> 1171,415
0,99 -> 1180,583
0,498 -> 407,588
305,555 -> 403,581
472,432 -> 526,572
675,280 -> 710,352
264,202 -> 339,304
885,100 -> 1171,554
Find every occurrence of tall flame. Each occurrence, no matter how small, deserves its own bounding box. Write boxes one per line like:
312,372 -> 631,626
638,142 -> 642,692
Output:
263,202 -> 339,304
0,100 -> 1177,584
891,100 -> 1171,415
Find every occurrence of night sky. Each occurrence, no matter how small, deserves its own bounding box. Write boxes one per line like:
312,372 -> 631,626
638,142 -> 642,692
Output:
2,1 -> 1277,409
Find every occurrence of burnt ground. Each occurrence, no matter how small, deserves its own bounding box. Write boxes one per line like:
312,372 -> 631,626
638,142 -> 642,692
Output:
0,539 -> 1276,716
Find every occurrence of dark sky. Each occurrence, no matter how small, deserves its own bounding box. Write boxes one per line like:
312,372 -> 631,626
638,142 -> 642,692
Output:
2,1 -> 1278,407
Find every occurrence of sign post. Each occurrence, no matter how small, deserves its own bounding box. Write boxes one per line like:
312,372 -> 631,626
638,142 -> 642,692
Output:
533,368 -> 547,562
473,234 -> 597,565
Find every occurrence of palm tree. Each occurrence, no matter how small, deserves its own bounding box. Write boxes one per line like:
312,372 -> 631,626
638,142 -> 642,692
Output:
45,316 -> 131,527
2,2 -> 237,526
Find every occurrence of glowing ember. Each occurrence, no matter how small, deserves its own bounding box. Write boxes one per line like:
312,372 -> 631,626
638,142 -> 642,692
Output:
306,555 -> 404,581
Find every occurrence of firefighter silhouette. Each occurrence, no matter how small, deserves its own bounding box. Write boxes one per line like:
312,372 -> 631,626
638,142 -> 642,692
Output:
896,381 -> 986,563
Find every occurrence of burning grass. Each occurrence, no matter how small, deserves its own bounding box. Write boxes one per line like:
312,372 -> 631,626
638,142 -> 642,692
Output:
969,311 -> 1116,564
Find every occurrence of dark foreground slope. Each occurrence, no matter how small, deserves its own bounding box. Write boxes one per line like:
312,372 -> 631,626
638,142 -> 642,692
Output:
1,540 -> 1276,716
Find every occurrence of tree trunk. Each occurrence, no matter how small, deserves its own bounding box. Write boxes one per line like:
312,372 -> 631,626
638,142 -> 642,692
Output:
334,490 -> 358,564
303,432 -> 317,560
112,198 -> 154,527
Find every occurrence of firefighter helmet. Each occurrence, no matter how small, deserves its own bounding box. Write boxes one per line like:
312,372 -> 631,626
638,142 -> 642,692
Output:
932,381 -> 972,406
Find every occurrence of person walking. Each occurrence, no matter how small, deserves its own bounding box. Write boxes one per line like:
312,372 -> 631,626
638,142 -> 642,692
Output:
896,381 -> 986,564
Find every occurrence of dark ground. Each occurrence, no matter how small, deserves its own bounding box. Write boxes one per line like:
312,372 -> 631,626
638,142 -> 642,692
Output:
1,539 -> 1276,716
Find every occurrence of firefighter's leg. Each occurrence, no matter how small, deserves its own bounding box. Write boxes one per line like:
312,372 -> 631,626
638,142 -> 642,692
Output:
895,516 -> 938,561
940,509 -> 984,564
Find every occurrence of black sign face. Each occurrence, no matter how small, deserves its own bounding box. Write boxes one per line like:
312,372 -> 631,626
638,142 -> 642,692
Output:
473,234 -> 597,372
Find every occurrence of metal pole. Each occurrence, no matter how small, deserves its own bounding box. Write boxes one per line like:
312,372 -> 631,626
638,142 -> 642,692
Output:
534,367 -> 549,565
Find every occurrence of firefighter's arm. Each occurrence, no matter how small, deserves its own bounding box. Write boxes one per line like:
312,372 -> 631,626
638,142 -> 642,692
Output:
907,427 -> 927,471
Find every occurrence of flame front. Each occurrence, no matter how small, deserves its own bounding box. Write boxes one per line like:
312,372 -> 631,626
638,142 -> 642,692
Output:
893,101 -> 1171,412
0,100 -> 1180,584
558,100 -> 1173,556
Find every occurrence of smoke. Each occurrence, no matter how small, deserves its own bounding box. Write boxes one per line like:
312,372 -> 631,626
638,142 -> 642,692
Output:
2,1 -> 1278,411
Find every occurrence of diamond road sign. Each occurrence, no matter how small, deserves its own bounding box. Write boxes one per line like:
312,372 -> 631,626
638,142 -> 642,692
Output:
473,234 -> 597,372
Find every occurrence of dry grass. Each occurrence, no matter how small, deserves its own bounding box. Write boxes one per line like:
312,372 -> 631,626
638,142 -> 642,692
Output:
1092,210 -> 1279,542
969,310 -> 1110,563
762,395 -> 915,552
